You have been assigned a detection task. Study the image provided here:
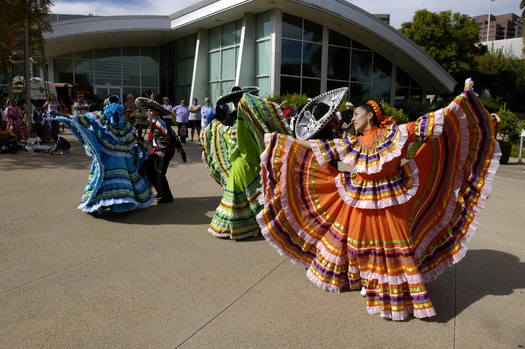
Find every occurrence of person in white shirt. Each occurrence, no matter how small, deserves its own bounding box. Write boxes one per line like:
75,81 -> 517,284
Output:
188,98 -> 201,142
73,95 -> 89,116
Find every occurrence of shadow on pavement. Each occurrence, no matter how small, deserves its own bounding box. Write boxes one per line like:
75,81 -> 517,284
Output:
427,249 -> 525,323
92,195 -> 224,226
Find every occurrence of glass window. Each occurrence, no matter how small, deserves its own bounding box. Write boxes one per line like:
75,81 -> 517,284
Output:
221,48 -> 236,79
141,46 -> 158,64
255,77 -> 270,97
302,43 -> 322,78
371,84 -> 391,100
166,42 -> 176,62
75,50 -> 93,59
184,58 -> 193,85
352,40 -> 368,50
209,51 -> 221,81
185,36 -> 196,57
94,48 -> 121,61
255,41 -> 270,76
122,47 -> 140,60
281,39 -> 302,76
54,58 -> 73,82
235,20 -> 243,44
74,59 -> 93,84
94,60 -> 121,85
327,80 -> 349,92
328,46 -> 350,80
372,53 -> 391,86
396,67 -> 410,87
282,13 -> 302,40
256,12 -> 271,39
177,60 -> 186,85
123,62 -> 141,86
350,82 -> 371,105
222,22 -> 235,47
209,27 -> 221,51
302,78 -> 320,96
351,50 -> 372,84
280,76 -> 300,95
141,63 -> 158,87
210,82 -> 221,103
303,19 -> 322,43
329,29 -> 351,47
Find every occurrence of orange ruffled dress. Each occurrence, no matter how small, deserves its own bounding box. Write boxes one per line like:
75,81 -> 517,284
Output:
256,87 -> 501,320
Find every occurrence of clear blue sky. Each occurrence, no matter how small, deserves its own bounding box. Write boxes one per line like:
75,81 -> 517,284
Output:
51,0 -> 522,29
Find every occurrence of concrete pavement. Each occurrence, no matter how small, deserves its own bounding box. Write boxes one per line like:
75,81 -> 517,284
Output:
1,133 -> 524,349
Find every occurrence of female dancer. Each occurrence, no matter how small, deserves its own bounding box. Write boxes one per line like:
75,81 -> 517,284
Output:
202,86 -> 291,239
47,95 -> 153,214
256,79 -> 500,320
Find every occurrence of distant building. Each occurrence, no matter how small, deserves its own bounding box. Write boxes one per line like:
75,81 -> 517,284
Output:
473,13 -> 522,42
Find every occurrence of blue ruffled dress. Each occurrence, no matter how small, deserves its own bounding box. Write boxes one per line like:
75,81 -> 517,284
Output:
52,104 -> 154,213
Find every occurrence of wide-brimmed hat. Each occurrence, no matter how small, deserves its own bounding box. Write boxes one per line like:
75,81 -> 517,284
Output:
292,87 -> 348,140
135,97 -> 170,116
216,86 -> 260,105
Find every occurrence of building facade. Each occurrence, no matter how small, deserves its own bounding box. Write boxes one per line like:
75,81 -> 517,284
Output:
12,0 -> 456,110
474,13 -> 523,42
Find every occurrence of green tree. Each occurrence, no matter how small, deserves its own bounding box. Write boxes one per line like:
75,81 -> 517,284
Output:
497,107 -> 519,142
0,0 -> 53,85
456,51 -> 525,112
399,10 -> 486,73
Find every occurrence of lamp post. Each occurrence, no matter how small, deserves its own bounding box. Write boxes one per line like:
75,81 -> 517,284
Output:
24,0 -> 32,137
486,0 -> 493,42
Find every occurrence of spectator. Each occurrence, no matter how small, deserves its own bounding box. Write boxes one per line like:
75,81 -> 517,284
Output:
32,105 -> 46,140
73,95 -> 89,117
0,121 -> 21,153
340,101 -> 354,137
188,98 -> 202,142
491,113 -> 501,137
201,97 -> 215,130
25,129 -> 50,153
161,97 -> 174,126
43,93 -> 62,135
123,93 -> 137,123
172,99 -> 189,135
280,100 -> 292,121
4,99 -> 24,141
49,132 -> 72,155
290,102 -> 300,118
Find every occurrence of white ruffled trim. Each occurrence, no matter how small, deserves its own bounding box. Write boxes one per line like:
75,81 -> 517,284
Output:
338,124 -> 410,174
335,158 -> 419,209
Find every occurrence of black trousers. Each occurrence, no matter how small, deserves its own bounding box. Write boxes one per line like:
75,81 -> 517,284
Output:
143,147 -> 175,200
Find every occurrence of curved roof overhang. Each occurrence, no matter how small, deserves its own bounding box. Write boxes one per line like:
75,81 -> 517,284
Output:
45,0 -> 456,94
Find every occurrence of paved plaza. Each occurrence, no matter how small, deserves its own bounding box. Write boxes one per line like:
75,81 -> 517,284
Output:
1,133 -> 524,349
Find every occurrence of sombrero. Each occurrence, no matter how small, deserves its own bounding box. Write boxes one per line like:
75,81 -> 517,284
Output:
292,87 -> 348,140
135,97 -> 170,116
216,86 -> 260,105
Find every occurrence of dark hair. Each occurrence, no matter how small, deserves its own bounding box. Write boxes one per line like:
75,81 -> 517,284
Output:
215,104 -> 228,121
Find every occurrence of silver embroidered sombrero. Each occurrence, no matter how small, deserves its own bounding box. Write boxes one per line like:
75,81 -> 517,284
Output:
216,86 -> 260,105
135,97 -> 171,116
291,87 -> 348,140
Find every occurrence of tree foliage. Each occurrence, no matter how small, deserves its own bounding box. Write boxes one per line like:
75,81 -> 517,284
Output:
399,10 -> 486,73
0,0 -> 53,80
452,51 -> 525,112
